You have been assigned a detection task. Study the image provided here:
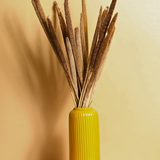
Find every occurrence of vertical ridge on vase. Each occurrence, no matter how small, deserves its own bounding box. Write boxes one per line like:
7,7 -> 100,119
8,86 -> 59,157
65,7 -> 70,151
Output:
69,107 -> 100,160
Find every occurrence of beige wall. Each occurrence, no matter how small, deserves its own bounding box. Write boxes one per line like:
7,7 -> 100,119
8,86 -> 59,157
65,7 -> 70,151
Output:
0,0 -> 160,160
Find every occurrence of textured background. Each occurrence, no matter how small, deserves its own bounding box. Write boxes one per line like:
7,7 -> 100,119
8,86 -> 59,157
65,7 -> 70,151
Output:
0,0 -> 160,160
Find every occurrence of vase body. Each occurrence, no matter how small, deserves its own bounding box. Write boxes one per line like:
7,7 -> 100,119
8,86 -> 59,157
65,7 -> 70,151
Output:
69,107 -> 100,160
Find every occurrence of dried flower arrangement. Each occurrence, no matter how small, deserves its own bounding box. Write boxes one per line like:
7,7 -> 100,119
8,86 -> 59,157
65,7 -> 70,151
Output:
32,0 -> 118,108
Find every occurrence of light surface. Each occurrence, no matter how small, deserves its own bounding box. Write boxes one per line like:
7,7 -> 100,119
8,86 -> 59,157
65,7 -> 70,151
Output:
0,0 -> 160,160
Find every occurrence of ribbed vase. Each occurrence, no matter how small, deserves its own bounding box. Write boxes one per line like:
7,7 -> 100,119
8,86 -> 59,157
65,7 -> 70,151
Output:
69,107 -> 100,160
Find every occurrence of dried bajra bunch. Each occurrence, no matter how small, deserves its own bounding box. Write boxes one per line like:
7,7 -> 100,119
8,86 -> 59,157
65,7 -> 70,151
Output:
32,0 -> 118,108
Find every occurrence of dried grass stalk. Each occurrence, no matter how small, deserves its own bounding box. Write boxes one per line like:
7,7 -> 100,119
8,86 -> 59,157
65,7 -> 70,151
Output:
46,18 -> 78,98
88,27 -> 116,105
75,27 -> 84,85
89,0 -> 117,75
46,18 -> 69,77
54,1 -> 68,43
82,13 -> 117,107
78,73 -> 92,108
32,0 -> 61,66
32,0 -> 53,45
102,7 -> 109,22
52,2 -> 57,32
80,13 -> 87,76
99,7 -> 109,35
53,1 -> 71,80
64,0 -> 81,83
99,0 -> 117,39
77,78 -> 82,98
108,13 -> 118,35
82,0 -> 89,56
66,37 -> 78,96
87,6 -> 102,73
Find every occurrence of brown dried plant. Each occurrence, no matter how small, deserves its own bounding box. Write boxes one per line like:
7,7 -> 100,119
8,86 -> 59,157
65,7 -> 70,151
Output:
32,0 -> 118,108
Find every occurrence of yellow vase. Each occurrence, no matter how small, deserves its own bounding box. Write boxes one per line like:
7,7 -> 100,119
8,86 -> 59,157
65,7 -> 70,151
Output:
69,107 -> 100,160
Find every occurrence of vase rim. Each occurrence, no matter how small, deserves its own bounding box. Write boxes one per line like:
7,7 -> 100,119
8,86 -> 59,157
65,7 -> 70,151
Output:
74,107 -> 93,110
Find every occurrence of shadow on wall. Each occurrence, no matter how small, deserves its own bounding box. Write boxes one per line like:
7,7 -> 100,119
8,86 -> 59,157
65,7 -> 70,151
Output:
1,14 -> 71,160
